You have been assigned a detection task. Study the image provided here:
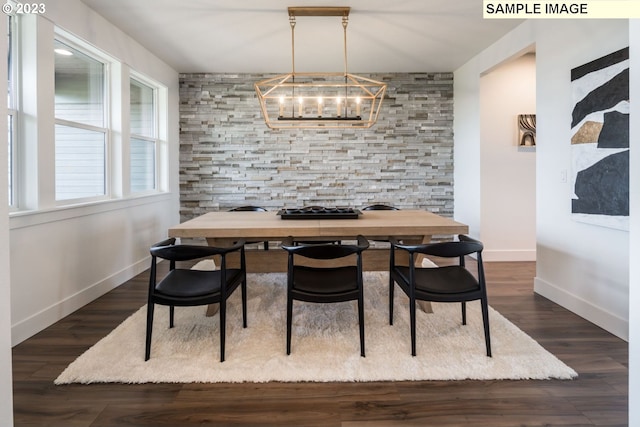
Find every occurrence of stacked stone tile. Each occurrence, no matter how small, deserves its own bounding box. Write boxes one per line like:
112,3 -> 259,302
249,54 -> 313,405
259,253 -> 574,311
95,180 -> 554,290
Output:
179,73 -> 454,222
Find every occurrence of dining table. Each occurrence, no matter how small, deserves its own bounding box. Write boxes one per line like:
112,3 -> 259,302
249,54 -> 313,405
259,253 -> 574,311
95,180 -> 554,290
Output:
169,209 -> 468,315
168,208 -> 468,250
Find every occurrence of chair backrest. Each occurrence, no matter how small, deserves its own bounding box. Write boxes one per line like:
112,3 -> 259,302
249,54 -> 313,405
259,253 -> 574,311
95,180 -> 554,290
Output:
362,204 -> 400,211
419,238 -> 483,258
390,235 -> 482,258
150,240 -> 245,262
229,206 -> 267,212
282,236 -> 369,260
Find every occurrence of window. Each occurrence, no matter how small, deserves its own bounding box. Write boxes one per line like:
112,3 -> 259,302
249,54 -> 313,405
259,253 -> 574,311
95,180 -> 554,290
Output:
8,25 -> 168,215
54,39 -> 108,202
130,77 -> 157,193
7,14 -> 17,207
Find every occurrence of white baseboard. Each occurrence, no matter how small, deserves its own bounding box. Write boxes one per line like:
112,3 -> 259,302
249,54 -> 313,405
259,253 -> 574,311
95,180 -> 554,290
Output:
534,276 -> 628,341
482,249 -> 536,262
11,257 -> 150,346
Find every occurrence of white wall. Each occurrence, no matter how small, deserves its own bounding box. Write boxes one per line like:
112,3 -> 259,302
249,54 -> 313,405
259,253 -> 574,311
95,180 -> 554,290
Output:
455,19 -> 629,340
533,20 -> 629,340
480,53 -> 536,261
628,18 -> 639,427
8,1 -> 180,346
454,22 -> 536,242
453,64 -> 482,240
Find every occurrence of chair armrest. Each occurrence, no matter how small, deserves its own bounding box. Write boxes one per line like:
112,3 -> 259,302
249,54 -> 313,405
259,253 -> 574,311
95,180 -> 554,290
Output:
281,237 -> 294,249
152,237 -> 176,249
356,235 -> 370,251
458,234 -> 483,248
389,237 -> 427,254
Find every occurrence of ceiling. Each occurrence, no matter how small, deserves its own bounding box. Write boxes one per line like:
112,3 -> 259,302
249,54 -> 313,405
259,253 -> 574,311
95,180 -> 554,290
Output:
80,0 -> 524,74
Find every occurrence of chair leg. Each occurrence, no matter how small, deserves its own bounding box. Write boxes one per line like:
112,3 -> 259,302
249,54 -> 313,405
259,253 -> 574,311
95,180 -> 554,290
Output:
389,276 -> 395,325
461,301 -> 467,325
358,294 -> 365,357
410,296 -> 417,356
144,303 -> 155,361
169,305 -> 175,328
219,300 -> 226,362
481,298 -> 492,357
286,295 -> 293,355
241,278 -> 247,328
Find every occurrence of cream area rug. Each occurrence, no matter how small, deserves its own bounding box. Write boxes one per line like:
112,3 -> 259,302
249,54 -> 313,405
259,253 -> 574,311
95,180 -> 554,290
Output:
55,266 -> 577,384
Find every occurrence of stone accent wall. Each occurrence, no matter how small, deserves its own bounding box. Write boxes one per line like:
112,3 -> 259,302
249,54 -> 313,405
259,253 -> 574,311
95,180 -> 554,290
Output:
179,73 -> 453,222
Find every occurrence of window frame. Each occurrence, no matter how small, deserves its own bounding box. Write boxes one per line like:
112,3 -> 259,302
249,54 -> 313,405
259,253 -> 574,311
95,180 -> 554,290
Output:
7,10 -> 18,210
129,73 -> 159,194
53,35 -> 112,205
8,24 -> 170,220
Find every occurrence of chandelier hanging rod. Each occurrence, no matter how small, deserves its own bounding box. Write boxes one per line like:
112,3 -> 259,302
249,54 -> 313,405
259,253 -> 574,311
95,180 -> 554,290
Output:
288,7 -> 351,77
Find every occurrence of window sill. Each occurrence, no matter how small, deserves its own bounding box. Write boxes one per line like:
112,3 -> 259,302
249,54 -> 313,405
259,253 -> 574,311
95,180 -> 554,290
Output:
9,192 -> 174,230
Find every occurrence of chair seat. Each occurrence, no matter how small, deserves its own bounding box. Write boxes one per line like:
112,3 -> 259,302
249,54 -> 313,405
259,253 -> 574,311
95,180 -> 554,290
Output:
292,266 -> 359,302
156,268 -> 243,298
395,265 -> 479,295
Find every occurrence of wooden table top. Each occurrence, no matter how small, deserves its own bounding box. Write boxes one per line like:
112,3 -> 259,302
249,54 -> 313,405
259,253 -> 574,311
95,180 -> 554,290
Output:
168,210 -> 468,241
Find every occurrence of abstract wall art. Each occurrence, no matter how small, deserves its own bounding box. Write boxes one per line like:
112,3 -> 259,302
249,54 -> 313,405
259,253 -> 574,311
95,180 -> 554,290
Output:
570,47 -> 629,231
518,114 -> 536,147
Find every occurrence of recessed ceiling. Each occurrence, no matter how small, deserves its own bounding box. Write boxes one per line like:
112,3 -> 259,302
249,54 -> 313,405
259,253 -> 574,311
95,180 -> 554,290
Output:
81,0 -> 524,73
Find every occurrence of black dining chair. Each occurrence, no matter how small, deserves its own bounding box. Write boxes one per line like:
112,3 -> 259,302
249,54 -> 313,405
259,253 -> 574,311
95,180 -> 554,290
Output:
229,206 -> 270,250
388,234 -> 491,357
281,235 -> 370,357
293,206 -> 341,246
145,237 -> 247,362
362,204 -> 400,243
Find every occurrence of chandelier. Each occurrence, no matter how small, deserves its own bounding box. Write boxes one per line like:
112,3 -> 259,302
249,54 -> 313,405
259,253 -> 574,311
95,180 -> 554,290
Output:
255,6 -> 387,129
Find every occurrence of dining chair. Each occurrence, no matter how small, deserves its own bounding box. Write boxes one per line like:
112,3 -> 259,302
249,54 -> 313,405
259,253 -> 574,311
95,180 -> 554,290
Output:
145,237 -> 247,362
362,204 -> 400,244
388,234 -> 492,357
292,206 -> 342,246
362,204 -> 400,211
229,206 -> 270,250
281,235 -> 370,357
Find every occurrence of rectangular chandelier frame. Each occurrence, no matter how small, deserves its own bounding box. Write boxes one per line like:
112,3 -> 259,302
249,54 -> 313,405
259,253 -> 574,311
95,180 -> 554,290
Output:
255,72 -> 386,129
254,6 -> 387,130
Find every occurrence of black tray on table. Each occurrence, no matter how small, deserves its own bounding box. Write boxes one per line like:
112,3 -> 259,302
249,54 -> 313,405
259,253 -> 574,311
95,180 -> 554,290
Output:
277,206 -> 361,220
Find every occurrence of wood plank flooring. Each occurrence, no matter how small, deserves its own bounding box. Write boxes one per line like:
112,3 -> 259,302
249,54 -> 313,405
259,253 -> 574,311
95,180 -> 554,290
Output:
12,261 -> 628,426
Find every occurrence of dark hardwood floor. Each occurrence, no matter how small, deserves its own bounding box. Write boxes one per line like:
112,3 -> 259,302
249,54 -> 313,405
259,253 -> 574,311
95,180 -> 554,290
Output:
12,261 -> 628,426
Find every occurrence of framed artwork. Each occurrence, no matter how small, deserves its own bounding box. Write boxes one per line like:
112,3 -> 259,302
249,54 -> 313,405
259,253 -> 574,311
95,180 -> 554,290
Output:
518,114 -> 536,147
570,47 -> 629,230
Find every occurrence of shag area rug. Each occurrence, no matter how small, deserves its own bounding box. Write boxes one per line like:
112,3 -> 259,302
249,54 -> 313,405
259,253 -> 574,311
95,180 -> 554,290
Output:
55,267 -> 577,384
